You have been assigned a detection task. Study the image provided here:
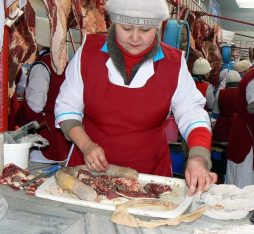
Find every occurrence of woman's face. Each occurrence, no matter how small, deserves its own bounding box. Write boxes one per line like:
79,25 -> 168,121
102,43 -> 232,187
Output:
115,23 -> 157,55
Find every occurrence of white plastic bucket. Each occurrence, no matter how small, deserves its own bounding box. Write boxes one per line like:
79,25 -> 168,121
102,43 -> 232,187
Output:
4,142 -> 31,169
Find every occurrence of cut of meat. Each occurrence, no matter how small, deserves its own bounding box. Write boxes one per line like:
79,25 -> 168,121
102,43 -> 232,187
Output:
0,163 -> 45,196
43,0 -> 72,75
143,183 -> 172,195
8,1 -> 37,87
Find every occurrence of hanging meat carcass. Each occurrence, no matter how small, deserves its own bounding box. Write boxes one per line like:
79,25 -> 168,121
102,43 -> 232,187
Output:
43,0 -> 72,75
7,0 -> 107,93
8,1 -> 37,89
177,6 -> 222,87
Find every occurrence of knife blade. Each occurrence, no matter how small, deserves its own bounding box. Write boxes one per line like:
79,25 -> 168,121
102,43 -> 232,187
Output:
20,164 -> 61,187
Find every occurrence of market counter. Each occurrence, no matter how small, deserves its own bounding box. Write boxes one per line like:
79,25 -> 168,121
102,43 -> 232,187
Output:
0,165 -> 253,234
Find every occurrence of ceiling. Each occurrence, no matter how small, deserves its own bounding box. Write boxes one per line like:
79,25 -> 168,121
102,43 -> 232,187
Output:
216,0 -> 254,33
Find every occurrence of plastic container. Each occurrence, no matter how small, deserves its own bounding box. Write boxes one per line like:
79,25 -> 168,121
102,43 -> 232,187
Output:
4,142 -> 31,169
171,150 -> 185,175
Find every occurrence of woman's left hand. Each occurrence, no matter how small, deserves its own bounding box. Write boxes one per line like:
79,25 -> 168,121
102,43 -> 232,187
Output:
185,156 -> 217,196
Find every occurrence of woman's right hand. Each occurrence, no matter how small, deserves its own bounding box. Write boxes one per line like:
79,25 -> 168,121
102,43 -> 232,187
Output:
82,142 -> 109,172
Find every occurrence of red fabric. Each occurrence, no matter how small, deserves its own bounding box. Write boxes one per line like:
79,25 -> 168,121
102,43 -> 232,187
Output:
212,87 -> 239,142
68,34 -> 182,177
21,53 -> 71,161
116,37 -> 156,78
195,81 -> 210,111
195,81 -> 209,97
8,69 -> 23,130
187,127 -> 211,150
227,68 -> 254,167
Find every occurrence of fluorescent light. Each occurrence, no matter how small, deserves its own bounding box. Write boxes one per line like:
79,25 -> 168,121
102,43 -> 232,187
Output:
236,0 -> 254,8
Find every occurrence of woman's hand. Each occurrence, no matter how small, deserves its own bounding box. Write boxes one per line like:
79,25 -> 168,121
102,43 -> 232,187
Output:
82,142 -> 109,172
185,156 -> 217,196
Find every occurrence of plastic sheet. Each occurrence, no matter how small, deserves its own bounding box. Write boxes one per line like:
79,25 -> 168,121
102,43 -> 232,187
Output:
0,195 -> 8,221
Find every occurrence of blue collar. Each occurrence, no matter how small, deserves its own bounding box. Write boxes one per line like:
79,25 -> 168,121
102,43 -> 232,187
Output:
101,41 -> 164,62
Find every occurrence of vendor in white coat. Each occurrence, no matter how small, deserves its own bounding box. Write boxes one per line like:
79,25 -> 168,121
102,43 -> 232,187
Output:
225,68 -> 254,188
55,0 -> 217,195
192,58 -> 215,111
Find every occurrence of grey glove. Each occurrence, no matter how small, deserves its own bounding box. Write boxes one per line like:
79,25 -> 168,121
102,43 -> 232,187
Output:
247,101 -> 254,114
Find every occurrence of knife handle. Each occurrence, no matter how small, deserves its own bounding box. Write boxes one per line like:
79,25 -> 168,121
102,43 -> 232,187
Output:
42,165 -> 61,176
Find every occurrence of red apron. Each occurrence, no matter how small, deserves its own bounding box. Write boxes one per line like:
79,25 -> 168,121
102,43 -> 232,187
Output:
227,69 -> 254,167
68,35 -> 182,177
212,87 -> 238,142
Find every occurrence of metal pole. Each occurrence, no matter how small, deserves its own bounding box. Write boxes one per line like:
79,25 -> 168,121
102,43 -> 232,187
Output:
195,11 -> 254,27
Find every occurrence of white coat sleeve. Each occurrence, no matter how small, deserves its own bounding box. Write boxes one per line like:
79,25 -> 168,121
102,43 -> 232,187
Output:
54,44 -> 85,127
206,84 -> 215,110
25,64 -> 50,113
171,54 -> 211,141
246,79 -> 254,104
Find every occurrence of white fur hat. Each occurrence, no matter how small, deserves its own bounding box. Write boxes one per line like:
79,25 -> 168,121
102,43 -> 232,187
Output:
192,58 -> 212,75
219,69 -> 228,82
106,0 -> 169,27
234,60 -> 252,73
226,70 -> 241,83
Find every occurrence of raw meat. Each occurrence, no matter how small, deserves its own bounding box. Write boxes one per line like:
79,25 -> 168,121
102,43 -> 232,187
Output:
8,1 -> 37,87
0,163 -> 44,195
43,0 -> 72,75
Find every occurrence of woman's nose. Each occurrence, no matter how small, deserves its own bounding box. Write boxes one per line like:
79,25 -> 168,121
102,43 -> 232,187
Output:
130,29 -> 140,43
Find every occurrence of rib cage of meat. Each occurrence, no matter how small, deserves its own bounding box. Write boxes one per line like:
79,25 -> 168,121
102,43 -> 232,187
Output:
77,169 -> 172,200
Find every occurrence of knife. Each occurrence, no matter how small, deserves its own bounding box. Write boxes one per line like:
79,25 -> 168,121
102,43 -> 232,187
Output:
20,164 -> 61,187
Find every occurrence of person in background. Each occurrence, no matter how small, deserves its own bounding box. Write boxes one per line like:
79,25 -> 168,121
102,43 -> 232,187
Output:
234,59 -> 252,78
55,0 -> 217,195
21,16 -> 71,161
192,58 -> 215,111
225,68 -> 254,188
212,70 -> 241,142
217,68 -> 228,92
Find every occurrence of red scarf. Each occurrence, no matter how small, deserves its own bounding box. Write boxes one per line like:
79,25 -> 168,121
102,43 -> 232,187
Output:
116,37 -> 156,79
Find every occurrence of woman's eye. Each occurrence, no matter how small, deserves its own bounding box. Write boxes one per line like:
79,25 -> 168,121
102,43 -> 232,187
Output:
122,27 -> 132,31
141,28 -> 151,32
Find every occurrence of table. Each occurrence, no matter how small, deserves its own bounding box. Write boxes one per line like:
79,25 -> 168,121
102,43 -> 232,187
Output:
0,163 -> 253,234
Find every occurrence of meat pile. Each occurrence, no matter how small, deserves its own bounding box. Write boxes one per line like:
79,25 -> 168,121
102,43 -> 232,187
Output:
0,163 -> 45,195
78,169 -> 172,200
56,166 -> 172,201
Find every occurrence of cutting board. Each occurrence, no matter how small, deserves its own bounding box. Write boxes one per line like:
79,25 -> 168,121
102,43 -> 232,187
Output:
35,173 -> 192,218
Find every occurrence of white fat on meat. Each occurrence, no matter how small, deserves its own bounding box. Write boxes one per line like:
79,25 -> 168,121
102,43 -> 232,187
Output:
43,0 -> 72,75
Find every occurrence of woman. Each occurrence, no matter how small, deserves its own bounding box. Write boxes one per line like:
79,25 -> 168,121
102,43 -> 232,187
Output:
212,70 -> 241,142
225,68 -> 254,188
55,0 -> 217,195
192,57 -> 214,111
21,16 -> 71,161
